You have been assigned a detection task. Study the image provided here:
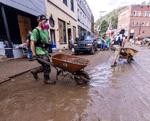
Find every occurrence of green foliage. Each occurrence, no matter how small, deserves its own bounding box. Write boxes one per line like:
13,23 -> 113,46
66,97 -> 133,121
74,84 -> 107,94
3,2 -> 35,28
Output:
111,16 -> 118,29
100,20 -> 109,35
95,9 -> 120,35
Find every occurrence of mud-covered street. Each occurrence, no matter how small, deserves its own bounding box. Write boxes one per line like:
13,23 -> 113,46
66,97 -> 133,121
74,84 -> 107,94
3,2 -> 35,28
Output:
0,46 -> 150,121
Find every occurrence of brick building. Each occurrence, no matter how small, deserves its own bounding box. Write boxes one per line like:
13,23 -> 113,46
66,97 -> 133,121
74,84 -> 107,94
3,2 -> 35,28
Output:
118,5 -> 150,38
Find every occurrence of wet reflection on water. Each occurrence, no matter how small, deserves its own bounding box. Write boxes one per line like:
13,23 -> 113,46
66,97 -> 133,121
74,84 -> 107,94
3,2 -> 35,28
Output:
88,63 -> 112,88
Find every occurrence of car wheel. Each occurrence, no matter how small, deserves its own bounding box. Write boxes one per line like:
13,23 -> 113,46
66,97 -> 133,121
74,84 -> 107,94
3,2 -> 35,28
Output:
95,46 -> 98,51
91,47 -> 95,55
74,51 -> 78,55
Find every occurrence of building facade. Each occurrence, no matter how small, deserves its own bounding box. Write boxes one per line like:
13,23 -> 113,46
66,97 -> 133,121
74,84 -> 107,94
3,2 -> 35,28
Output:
0,0 -> 94,57
46,0 -> 78,50
118,5 -> 150,38
77,0 -> 94,36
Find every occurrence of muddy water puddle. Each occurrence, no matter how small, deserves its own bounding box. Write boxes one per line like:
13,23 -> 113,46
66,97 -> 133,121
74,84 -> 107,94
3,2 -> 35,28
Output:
88,63 -> 112,88
0,62 -> 115,121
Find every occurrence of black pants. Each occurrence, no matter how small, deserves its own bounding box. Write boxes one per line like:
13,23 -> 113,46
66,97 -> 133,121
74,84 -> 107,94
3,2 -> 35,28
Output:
33,55 -> 51,80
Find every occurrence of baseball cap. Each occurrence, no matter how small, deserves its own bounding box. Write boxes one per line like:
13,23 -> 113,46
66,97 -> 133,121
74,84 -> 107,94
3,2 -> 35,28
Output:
37,15 -> 48,21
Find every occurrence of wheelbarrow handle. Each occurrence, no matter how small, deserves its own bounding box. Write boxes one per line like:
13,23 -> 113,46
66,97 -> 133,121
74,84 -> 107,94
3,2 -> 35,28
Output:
49,54 -> 52,57
31,54 -> 53,66
37,58 -> 52,66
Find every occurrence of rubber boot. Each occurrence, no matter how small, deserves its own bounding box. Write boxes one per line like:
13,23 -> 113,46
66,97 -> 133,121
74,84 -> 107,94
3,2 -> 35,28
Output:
111,61 -> 117,67
44,74 -> 56,84
31,66 -> 43,80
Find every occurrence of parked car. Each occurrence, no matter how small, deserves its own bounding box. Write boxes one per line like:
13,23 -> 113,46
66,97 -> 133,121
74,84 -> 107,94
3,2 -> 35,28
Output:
97,37 -> 102,48
74,36 -> 97,55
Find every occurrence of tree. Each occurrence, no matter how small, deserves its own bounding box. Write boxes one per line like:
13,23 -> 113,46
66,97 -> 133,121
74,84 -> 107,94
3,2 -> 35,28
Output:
95,8 -> 121,33
111,16 -> 118,29
100,20 -> 109,35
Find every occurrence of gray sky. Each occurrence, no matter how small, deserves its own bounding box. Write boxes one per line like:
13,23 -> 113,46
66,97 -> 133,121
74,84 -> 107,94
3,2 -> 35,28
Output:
86,0 -> 150,21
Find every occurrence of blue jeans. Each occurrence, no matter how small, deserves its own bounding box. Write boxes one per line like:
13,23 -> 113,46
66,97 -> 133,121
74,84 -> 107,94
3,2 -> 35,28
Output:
27,48 -> 32,59
101,43 -> 108,49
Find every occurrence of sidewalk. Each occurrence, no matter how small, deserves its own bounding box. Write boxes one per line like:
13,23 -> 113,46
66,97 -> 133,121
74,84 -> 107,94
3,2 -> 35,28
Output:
0,49 -> 72,84
0,58 -> 40,83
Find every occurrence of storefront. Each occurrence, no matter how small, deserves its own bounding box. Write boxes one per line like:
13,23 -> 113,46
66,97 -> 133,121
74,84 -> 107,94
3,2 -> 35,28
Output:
0,3 -> 37,58
0,0 -> 46,58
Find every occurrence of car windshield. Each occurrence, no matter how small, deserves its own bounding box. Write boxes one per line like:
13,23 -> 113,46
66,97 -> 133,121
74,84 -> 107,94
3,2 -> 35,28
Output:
85,36 -> 92,41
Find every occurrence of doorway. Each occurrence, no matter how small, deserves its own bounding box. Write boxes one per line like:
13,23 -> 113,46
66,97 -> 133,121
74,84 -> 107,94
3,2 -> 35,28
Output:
68,28 -> 71,49
58,19 -> 66,44
50,29 -> 56,48
18,15 -> 32,43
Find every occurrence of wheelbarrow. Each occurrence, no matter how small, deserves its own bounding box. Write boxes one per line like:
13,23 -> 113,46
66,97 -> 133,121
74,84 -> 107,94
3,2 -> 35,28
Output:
37,54 -> 90,85
119,48 -> 138,64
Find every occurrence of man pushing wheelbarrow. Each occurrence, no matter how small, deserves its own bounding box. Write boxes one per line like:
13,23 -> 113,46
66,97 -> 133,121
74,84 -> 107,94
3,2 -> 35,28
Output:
111,29 -> 138,67
30,15 -> 90,85
30,15 -> 56,84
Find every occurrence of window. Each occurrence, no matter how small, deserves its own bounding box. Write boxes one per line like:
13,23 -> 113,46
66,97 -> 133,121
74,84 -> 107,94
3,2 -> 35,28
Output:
146,22 -> 149,26
50,29 -> 56,45
132,21 -> 134,26
133,11 -> 139,16
63,0 -> 67,6
73,26 -> 76,39
70,0 -> 74,12
138,11 -> 141,16
142,22 -> 145,26
145,11 -> 147,16
144,11 -> 150,17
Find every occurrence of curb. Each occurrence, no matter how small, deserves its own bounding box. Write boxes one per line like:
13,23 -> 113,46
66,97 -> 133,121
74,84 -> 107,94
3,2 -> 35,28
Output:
0,66 -> 40,84
0,78 -> 10,84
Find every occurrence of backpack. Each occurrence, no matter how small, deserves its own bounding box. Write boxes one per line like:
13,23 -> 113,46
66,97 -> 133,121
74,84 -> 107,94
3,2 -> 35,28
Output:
35,28 -> 52,53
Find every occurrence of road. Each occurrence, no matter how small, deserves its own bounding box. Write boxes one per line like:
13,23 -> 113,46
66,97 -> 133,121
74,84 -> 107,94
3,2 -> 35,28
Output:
0,46 -> 150,121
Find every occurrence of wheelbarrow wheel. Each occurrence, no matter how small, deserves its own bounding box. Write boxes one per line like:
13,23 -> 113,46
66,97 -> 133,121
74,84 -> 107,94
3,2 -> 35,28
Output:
79,71 -> 90,80
74,75 -> 84,85
74,71 -> 90,85
127,55 -> 133,64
